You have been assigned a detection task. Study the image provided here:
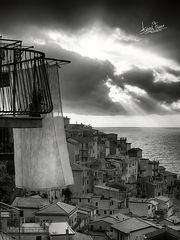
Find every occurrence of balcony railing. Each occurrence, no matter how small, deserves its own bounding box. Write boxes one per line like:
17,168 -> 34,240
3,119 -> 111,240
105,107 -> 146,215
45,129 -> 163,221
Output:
7,226 -> 48,233
0,38 -> 53,116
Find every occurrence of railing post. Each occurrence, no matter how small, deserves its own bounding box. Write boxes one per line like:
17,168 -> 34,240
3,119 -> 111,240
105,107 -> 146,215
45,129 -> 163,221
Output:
13,49 -> 17,116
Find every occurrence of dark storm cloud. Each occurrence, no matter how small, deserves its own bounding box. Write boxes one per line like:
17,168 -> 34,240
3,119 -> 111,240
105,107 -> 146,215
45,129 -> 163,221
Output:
1,0 -> 179,33
1,0 -> 180,60
2,0 -> 179,66
121,67 -> 180,104
48,45 -> 180,115
34,41 -> 128,115
58,50 -> 128,115
0,0 -> 106,33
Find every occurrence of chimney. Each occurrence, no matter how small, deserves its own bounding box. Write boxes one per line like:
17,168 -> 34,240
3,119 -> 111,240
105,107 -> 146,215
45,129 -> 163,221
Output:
66,228 -> 69,235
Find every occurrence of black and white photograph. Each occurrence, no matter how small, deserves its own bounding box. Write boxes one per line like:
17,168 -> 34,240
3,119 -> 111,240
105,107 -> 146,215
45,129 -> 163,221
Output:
0,1 -> 180,239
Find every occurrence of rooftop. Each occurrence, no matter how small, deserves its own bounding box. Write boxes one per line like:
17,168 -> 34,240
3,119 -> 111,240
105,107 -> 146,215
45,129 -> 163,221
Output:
144,227 -> 180,240
88,231 -> 110,240
163,171 -> 177,176
35,201 -> 77,216
94,185 -> 120,192
128,148 -> 142,152
12,195 -> 49,209
91,216 -> 120,225
68,136 -> 92,144
71,162 -> 90,171
0,232 -> 15,240
129,197 -> 150,203
110,212 -> 130,222
167,215 -> 180,224
153,196 -> 170,203
169,225 -> 180,231
74,232 -> 93,240
80,204 -> 97,210
159,166 -> 166,170
72,193 -> 93,199
77,208 -> 90,215
106,183 -> 127,191
112,217 -> 156,234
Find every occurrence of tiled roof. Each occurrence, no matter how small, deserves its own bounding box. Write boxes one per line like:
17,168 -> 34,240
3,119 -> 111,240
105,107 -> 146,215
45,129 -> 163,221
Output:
88,231 -> 110,240
112,218 -> 154,234
106,183 -> 127,191
69,137 -> 92,144
81,204 -> 97,210
0,233 -> 14,240
72,193 -> 93,199
128,148 -> 142,152
12,195 -> 49,209
56,202 -> 77,214
35,201 -> 77,216
167,215 -> 180,224
110,213 -> 130,222
77,208 -> 90,215
144,227 -> 180,239
74,232 -> 93,240
159,166 -> 166,169
71,163 -> 90,171
91,216 -> 120,225
169,226 -> 180,231
154,196 -> 170,202
163,171 -> 177,176
94,185 -> 119,192
129,197 -> 150,203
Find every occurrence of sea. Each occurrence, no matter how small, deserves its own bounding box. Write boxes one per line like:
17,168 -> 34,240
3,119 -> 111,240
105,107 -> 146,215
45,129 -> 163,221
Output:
97,127 -> 180,176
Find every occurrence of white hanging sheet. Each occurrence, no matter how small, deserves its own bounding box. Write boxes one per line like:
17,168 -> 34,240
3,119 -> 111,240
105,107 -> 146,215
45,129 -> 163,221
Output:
13,63 -> 74,190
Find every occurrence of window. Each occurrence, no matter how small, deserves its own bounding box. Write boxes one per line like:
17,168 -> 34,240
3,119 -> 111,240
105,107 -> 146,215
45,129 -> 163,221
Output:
88,199 -> 90,203
110,210 -> 113,214
104,210 -> 107,214
79,198 -> 81,202
36,237 -> 42,240
96,210 -> 99,214
95,202 -> 98,206
148,205 -> 151,210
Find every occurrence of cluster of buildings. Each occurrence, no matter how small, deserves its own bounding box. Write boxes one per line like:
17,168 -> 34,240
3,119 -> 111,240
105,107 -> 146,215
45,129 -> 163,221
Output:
1,117 -> 180,240
65,117 -> 179,200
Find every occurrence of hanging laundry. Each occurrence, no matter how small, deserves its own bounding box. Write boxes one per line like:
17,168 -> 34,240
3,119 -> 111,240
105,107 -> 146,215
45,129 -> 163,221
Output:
13,63 -> 74,190
14,114 -> 73,190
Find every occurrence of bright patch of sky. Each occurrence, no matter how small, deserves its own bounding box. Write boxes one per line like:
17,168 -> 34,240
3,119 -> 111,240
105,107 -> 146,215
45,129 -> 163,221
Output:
46,23 -> 180,80
64,113 -> 180,128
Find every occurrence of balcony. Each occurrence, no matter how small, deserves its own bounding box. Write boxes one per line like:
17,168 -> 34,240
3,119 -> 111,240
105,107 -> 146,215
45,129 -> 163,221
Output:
7,225 -> 48,233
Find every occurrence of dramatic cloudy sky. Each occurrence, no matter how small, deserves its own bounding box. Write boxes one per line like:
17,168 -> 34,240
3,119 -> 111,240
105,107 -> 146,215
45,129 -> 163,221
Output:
1,0 -> 180,127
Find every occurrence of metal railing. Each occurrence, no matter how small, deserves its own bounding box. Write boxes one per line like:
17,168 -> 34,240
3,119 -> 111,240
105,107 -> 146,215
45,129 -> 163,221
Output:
0,38 -> 53,116
7,226 -> 48,233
